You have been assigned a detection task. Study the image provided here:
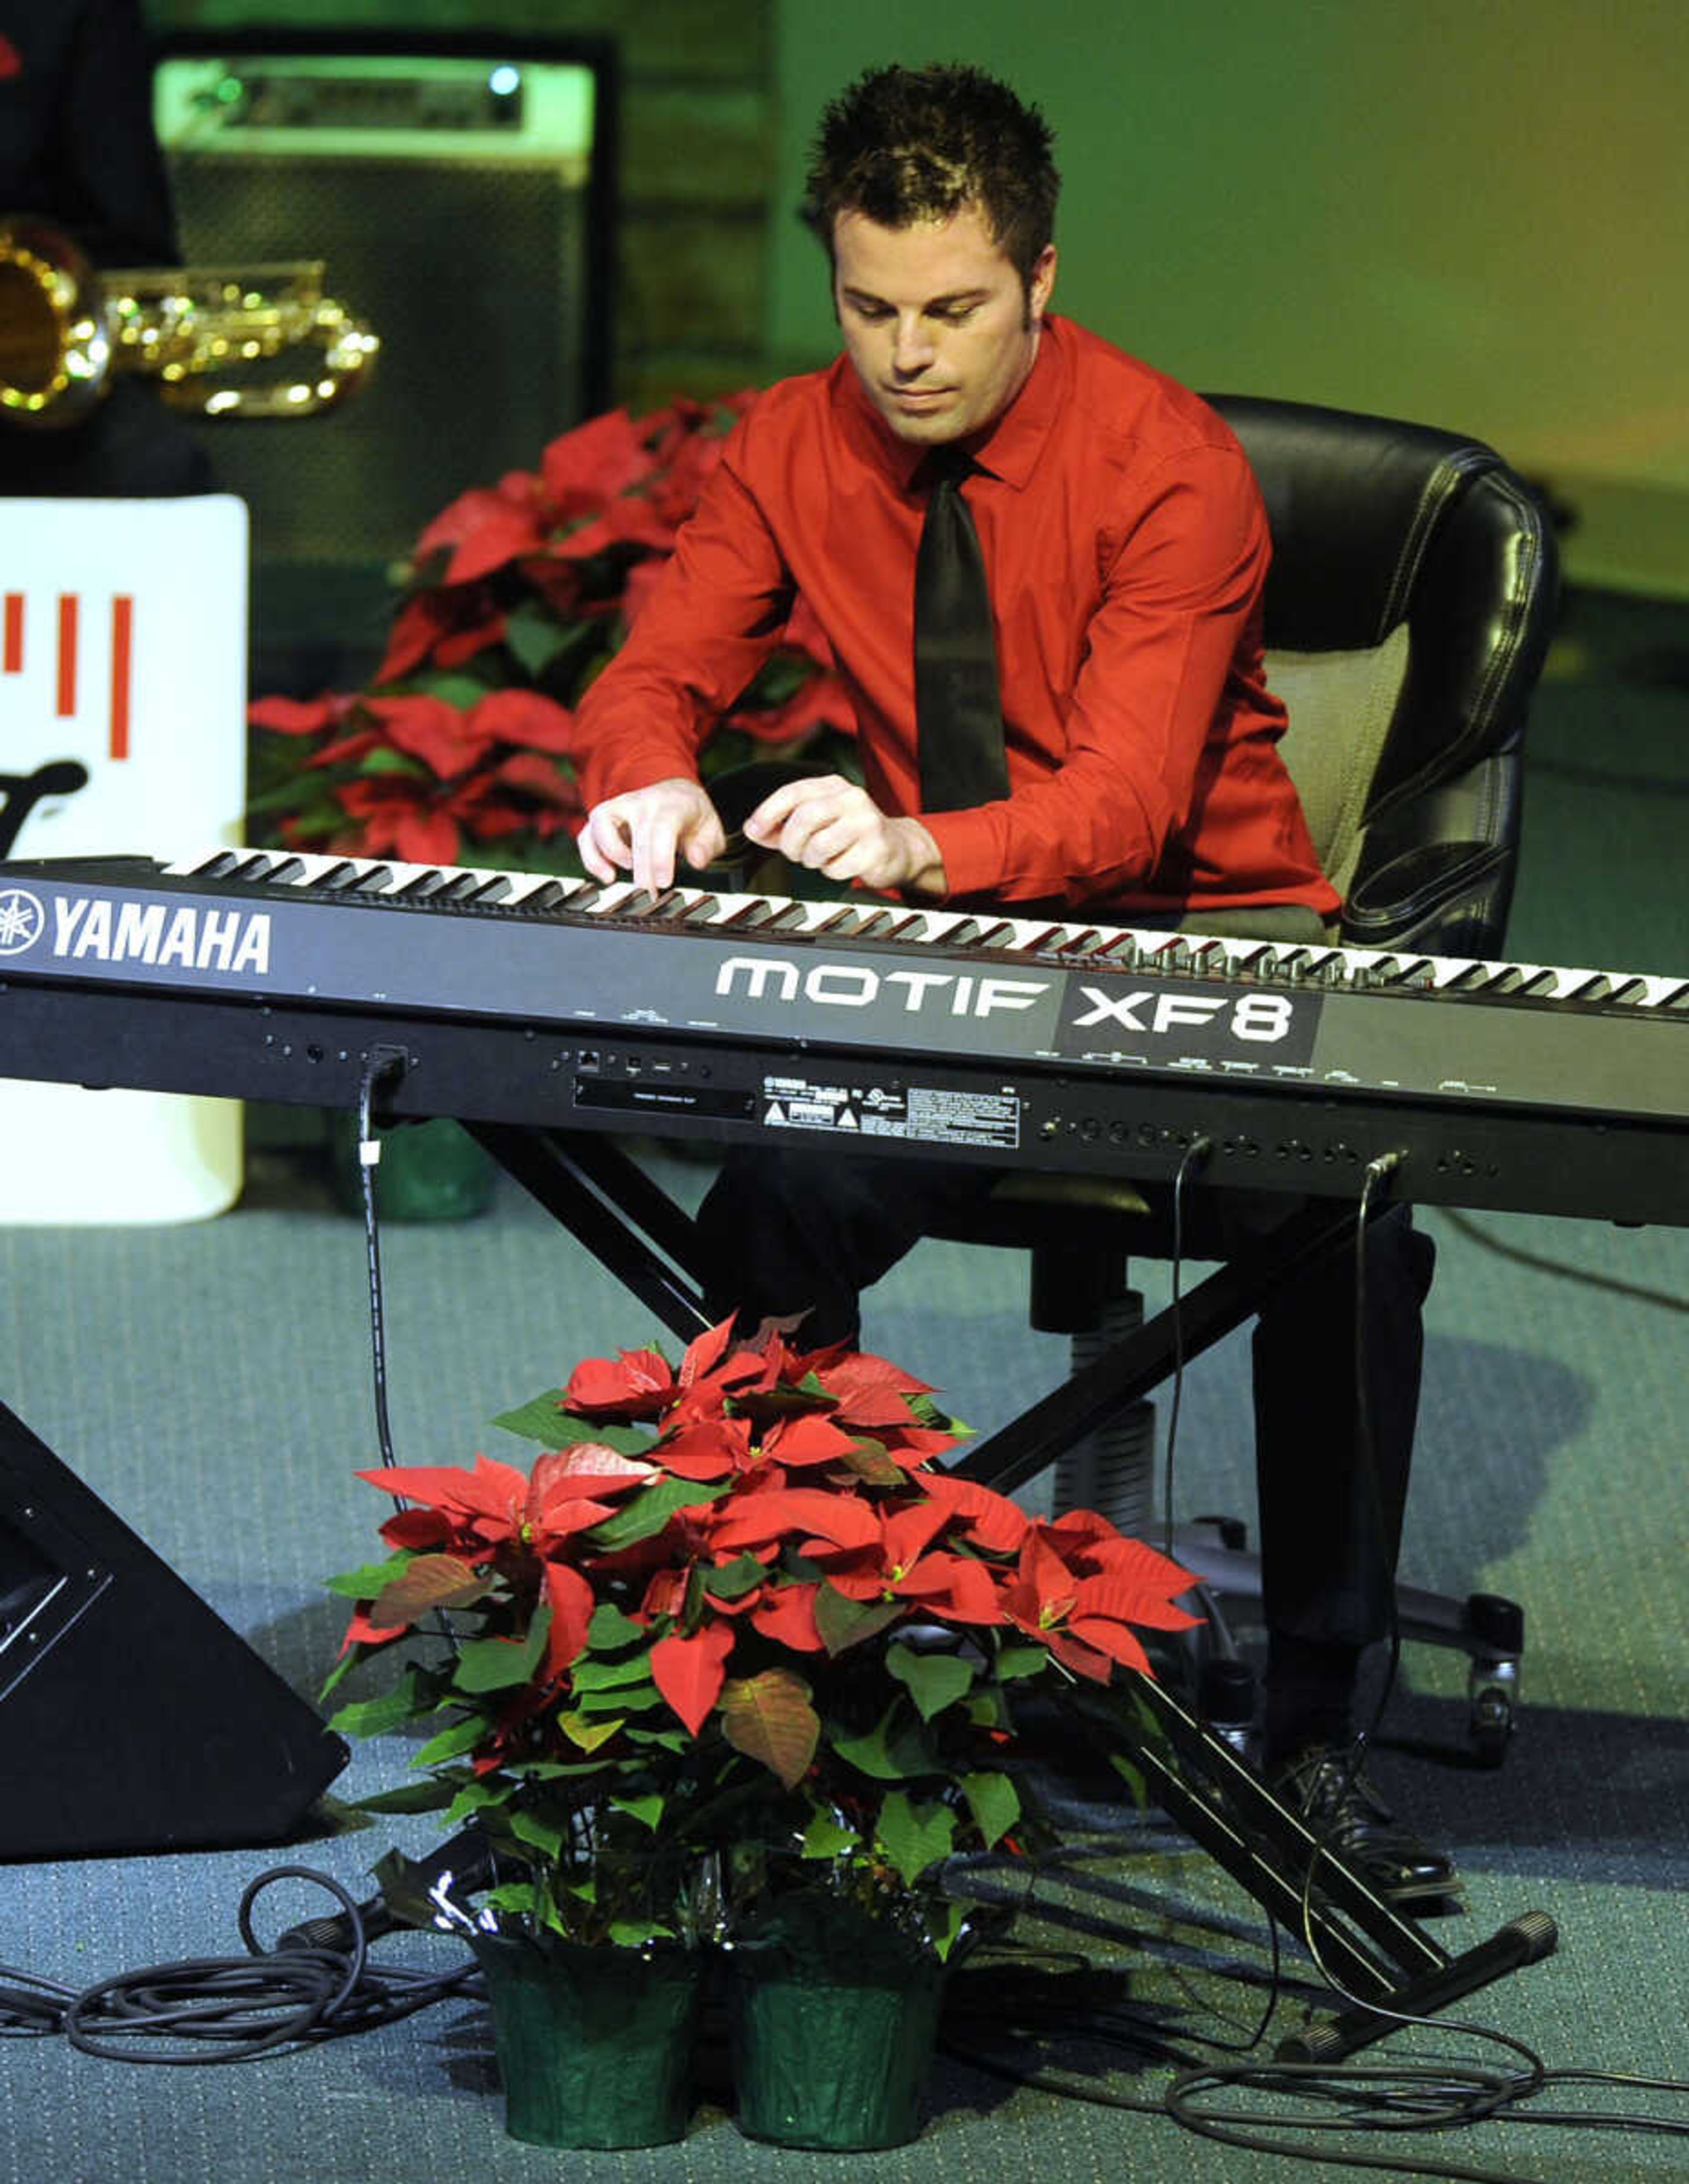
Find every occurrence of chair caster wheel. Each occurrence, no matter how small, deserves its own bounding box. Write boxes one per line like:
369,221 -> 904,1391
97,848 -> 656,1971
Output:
1468,1684 -> 1514,1766
1462,1593 -> 1522,1767
1192,1512 -> 1249,1552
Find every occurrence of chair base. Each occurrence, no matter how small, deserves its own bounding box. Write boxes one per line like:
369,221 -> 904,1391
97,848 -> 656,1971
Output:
1171,1525 -> 1524,1769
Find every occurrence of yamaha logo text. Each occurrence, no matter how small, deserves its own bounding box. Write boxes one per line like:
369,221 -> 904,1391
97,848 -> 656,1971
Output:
0,888 -> 271,975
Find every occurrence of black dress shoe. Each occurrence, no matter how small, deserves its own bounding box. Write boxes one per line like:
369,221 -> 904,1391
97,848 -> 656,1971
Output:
1270,1746 -> 1464,1913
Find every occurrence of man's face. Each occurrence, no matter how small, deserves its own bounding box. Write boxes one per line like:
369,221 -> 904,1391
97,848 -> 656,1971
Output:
832,205 -> 1057,447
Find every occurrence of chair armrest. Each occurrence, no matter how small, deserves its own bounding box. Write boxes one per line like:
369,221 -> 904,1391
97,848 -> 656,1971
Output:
1342,752 -> 1522,957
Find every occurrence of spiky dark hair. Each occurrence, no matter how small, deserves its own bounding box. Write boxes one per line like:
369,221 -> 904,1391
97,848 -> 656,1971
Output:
802,63 -> 1060,290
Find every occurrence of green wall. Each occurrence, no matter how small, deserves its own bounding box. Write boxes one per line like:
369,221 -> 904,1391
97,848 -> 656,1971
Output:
139,0 -> 1689,592
772,0 -> 1689,594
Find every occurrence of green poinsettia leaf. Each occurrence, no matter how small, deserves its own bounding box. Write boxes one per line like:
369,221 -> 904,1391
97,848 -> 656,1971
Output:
961,1769 -> 1021,1850
569,1651 -> 658,1694
887,1642 -> 976,1720
1107,1750 -> 1150,1808
351,1777 -> 460,1816
358,745 -> 429,779
927,1898 -> 968,1962
492,1393 -> 654,1453
512,1757 -> 626,1781
607,1792 -> 665,1834
502,597 -> 579,679
559,1709 -> 624,1753
586,1474 -> 729,1551
318,1650 -> 361,1702
587,1603 -> 646,1650
453,1612 -> 549,1695
799,1811 -> 861,1860
814,1584 -> 905,1658
607,1918 -> 677,1949
413,1715 -> 492,1768
623,1726 -> 688,1753
720,1669 -> 819,1791
483,1880 -> 538,1917
907,1392 -> 969,1435
576,1681 -> 666,1715
967,1687 -> 1011,1732
327,1671 -> 429,1740
398,668 -> 494,709
323,1552 -> 417,1599
509,1809 -> 567,1861
992,1642 -> 1050,1682
702,1552 -> 767,1600
828,1700 -> 936,1783
876,1790 -> 956,1891
445,1779 -> 506,1825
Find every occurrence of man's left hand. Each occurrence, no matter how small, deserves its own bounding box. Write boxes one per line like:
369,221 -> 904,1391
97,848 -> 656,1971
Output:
743,774 -> 946,894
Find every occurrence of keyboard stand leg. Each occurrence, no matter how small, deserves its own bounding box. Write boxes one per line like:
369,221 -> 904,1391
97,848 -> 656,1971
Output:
952,1195 -> 1379,1495
466,1123 -> 713,1343
1079,1673 -> 1556,2060
450,1134 -> 1557,2054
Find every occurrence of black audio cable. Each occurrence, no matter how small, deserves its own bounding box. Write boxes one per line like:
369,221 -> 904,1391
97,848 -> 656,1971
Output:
0,1868 -> 479,2063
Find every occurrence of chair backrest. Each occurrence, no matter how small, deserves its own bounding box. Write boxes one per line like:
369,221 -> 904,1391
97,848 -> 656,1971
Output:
1206,395 -> 1559,957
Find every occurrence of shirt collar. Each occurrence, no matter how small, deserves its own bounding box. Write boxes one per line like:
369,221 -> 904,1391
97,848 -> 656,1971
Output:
834,315 -> 1070,495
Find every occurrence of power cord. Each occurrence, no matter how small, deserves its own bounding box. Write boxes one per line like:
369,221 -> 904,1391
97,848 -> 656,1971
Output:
355,1045 -> 411,1483
350,1048 -> 460,1661
1159,1132 -> 1214,1564
1440,1206 -> 1687,1316
0,1868 -> 479,2063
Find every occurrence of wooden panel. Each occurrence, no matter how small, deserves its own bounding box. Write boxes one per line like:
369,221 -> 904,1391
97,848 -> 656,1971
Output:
619,210 -> 765,354
622,88 -> 773,207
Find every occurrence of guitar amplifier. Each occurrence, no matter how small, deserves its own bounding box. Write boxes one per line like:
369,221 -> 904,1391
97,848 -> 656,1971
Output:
150,39 -> 614,679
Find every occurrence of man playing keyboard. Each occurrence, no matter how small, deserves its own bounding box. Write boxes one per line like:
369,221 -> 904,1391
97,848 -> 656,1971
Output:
576,61 -> 1453,1909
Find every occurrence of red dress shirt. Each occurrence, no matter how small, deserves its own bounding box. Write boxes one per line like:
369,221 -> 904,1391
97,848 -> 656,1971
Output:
578,317 -> 1339,921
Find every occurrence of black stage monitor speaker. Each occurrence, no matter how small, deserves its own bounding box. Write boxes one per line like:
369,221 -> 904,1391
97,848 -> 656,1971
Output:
0,1401 -> 347,1860
150,34 -> 615,679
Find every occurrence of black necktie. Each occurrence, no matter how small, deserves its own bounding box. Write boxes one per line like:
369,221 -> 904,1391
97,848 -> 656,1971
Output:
914,449 -> 1009,811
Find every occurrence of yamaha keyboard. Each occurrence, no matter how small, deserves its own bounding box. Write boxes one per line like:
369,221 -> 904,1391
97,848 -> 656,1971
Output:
1,848 -> 1685,1225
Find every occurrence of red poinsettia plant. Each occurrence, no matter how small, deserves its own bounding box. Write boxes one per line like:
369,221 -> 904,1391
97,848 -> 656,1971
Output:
246,398 -> 859,871
326,1317 -> 1199,1958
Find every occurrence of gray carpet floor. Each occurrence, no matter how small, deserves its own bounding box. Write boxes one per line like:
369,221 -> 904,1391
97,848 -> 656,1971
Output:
0,587 -> 1685,2183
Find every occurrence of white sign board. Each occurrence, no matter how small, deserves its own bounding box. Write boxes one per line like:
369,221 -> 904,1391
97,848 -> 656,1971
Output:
0,494 -> 248,1221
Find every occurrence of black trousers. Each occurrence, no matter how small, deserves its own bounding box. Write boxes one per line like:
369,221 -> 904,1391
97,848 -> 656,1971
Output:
696,1142 -> 1435,1658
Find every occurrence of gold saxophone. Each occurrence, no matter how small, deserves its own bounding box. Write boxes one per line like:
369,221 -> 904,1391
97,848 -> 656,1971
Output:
0,215 -> 378,428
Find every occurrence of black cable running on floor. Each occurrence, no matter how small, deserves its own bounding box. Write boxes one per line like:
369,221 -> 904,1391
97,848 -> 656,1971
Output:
0,1869 -> 479,2062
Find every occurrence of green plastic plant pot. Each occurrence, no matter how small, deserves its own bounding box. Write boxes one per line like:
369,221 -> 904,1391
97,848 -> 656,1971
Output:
327,1113 -> 497,1221
472,1933 -> 704,2150
726,1950 -> 947,2151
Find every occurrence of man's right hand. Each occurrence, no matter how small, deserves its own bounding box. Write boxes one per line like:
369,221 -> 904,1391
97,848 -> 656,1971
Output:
577,778 -> 726,892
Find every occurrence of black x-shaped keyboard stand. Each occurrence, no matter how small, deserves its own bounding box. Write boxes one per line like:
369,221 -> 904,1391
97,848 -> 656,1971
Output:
452,1118 -> 1557,2060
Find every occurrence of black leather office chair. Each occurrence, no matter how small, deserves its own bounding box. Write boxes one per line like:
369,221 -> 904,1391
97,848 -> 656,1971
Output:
924,397 -> 1559,1762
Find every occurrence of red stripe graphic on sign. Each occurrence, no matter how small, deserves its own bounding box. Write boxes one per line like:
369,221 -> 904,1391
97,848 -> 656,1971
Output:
2,593 -> 21,674
57,594 -> 78,716
110,595 -> 134,759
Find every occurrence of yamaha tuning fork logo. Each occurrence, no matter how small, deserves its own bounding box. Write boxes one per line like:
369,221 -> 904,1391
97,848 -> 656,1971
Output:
0,886 -> 46,955
0,884 -> 272,976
